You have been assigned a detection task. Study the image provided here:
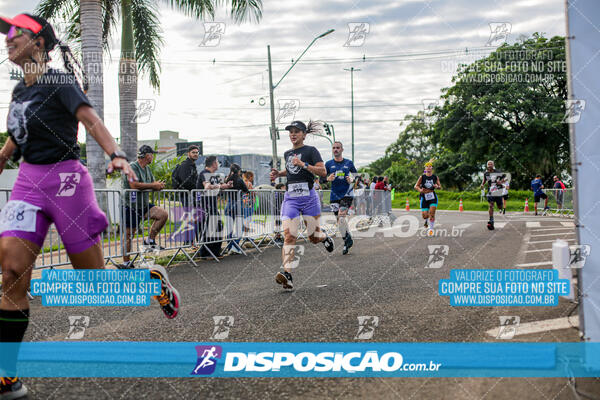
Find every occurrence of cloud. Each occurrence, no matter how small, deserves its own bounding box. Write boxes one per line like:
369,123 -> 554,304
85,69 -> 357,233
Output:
0,0 -> 566,168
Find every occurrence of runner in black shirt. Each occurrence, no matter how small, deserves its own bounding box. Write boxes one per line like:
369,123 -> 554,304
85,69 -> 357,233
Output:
414,162 -> 441,237
0,14 -> 174,397
270,121 -> 334,290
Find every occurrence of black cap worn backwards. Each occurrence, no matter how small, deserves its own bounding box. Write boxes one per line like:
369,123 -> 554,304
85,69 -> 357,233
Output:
138,145 -> 157,157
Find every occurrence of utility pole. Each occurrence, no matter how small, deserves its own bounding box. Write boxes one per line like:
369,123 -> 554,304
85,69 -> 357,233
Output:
344,67 -> 360,162
268,45 -> 278,170
267,29 -> 334,174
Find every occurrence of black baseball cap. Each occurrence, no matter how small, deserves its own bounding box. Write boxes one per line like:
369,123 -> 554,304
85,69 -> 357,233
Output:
138,145 -> 157,156
285,121 -> 307,132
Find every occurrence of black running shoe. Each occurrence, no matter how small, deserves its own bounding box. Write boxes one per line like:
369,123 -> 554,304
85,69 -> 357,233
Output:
502,208 -> 506,215
323,236 -> 334,253
143,238 -> 165,250
487,220 -> 494,230
275,271 -> 294,290
424,220 -> 428,228
0,377 -> 27,400
149,265 -> 180,319
342,235 -> 353,255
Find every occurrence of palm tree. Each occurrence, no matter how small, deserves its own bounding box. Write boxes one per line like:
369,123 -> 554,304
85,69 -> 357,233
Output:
36,0 -> 262,183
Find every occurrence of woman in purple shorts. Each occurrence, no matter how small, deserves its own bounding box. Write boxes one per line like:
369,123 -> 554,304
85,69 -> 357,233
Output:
270,120 -> 334,290
0,14 -> 178,397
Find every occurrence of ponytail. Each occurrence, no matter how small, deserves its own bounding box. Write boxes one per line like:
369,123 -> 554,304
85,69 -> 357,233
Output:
305,120 -> 323,134
58,42 -> 89,93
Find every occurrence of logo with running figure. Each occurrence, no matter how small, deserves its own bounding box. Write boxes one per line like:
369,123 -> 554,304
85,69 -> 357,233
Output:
210,316 -> 234,340
57,173 -> 81,197
66,315 -> 90,340
355,316 -> 379,340
191,345 -> 223,375
276,99 -> 300,122
564,100 -> 586,123
486,22 -> 511,46
199,22 -> 226,47
497,316 -> 520,339
282,245 -> 305,269
131,99 -> 156,124
569,245 -> 591,269
426,245 -> 449,269
344,23 -> 370,47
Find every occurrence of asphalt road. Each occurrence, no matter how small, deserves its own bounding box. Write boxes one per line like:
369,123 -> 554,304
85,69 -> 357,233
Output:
20,210 -> 600,399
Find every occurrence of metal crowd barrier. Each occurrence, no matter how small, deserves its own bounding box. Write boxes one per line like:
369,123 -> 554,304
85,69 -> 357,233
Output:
543,188 -> 574,217
0,187 -> 394,274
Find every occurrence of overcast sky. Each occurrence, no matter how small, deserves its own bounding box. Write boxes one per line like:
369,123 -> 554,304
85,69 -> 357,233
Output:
0,0 -> 566,167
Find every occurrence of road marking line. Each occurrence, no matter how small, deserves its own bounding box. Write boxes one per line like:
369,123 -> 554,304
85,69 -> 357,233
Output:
561,222 -> 575,227
530,227 -> 575,232
524,248 -> 552,253
495,222 -> 507,228
530,232 -> 575,238
528,239 -> 576,244
526,221 -> 541,228
515,261 -> 553,267
486,316 -> 579,337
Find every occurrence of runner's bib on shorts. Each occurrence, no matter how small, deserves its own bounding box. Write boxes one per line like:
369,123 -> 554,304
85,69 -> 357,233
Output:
0,200 -> 41,233
424,192 -> 435,201
288,182 -> 310,198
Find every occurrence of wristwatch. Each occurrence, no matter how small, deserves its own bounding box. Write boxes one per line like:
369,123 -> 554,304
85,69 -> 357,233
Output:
303,162 -> 309,170
110,150 -> 128,161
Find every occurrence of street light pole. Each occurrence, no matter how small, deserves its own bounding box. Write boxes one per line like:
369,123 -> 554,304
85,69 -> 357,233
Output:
267,45 -> 278,170
267,29 -> 334,173
344,67 -> 360,162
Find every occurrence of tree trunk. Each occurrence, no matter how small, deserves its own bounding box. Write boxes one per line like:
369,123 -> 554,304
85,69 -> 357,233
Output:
80,0 -> 106,191
119,0 -> 138,162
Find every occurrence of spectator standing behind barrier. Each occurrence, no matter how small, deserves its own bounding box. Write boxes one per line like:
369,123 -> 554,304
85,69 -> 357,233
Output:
120,145 -> 169,268
224,163 -> 248,254
196,155 -> 232,258
354,175 -> 367,215
172,145 -> 199,204
242,171 -> 255,231
384,176 -> 392,191
553,175 -> 566,210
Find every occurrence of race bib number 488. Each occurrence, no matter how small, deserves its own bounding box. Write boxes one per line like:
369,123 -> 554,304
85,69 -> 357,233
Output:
0,200 -> 40,233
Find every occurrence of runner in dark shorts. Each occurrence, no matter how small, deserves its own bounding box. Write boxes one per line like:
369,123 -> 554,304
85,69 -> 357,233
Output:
481,160 -> 507,230
325,141 -> 357,255
270,121 -> 334,290
414,162 -> 441,237
0,14 -> 176,397
531,174 -> 549,215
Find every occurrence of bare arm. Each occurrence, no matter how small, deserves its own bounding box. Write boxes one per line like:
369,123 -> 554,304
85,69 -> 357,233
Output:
0,137 -> 17,174
308,161 -> 327,178
414,176 -> 423,192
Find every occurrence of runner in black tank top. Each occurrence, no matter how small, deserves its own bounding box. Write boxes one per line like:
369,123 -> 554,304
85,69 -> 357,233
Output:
414,162 -> 441,236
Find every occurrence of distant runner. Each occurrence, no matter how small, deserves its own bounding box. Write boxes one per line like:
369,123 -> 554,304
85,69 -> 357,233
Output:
531,174 -> 549,215
414,162 -> 441,237
325,141 -> 357,255
481,160 -> 507,230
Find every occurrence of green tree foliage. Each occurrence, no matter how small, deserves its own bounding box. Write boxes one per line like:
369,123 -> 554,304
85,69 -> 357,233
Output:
148,154 -> 187,189
369,34 -> 569,191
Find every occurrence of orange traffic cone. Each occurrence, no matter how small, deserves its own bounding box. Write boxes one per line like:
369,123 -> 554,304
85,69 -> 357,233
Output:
524,198 -> 529,213
405,197 -> 410,211
459,198 -> 464,212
